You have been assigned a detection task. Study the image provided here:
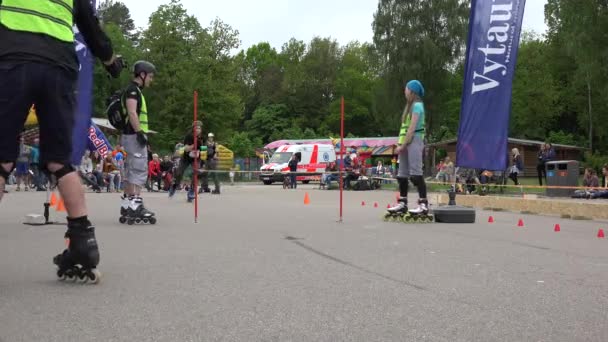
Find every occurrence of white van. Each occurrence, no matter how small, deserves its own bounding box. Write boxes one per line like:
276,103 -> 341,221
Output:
259,144 -> 336,185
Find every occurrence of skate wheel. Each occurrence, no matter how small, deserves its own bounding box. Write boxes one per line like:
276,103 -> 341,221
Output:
149,217 -> 157,225
143,218 -> 149,224
119,216 -> 127,224
56,268 -> 66,280
135,218 -> 142,224
127,218 -> 135,225
87,269 -> 101,284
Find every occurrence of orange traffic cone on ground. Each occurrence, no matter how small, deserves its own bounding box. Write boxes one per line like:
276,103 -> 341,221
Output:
49,192 -> 58,206
304,192 -> 310,205
374,202 -> 378,208
488,216 -> 494,223
517,219 -> 524,227
554,224 -> 561,232
598,229 -> 605,239
56,198 -> 66,212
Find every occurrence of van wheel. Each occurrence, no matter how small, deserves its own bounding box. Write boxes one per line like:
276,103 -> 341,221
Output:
302,180 -> 310,184
263,180 -> 272,185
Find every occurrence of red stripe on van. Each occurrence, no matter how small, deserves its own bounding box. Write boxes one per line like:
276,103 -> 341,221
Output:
310,145 -> 318,164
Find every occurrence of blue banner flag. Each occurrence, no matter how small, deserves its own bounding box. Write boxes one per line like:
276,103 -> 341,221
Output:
456,0 -> 526,171
87,122 -> 113,158
70,0 -> 97,165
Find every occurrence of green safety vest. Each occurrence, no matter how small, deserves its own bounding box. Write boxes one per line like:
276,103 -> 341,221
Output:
139,92 -> 149,133
398,110 -> 425,145
0,0 -> 74,43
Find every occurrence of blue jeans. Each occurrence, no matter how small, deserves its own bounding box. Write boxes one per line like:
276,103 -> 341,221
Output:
324,174 -> 338,189
290,174 -> 297,189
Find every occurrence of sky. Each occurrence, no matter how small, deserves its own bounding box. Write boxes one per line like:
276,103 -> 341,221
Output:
126,0 -> 549,51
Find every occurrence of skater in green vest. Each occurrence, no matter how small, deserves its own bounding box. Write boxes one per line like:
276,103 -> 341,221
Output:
385,80 -> 431,222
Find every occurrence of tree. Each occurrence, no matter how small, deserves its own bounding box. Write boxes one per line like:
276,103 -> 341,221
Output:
546,0 -> 608,151
510,33 -> 563,141
245,104 -> 290,143
97,0 -> 137,41
372,0 -> 470,133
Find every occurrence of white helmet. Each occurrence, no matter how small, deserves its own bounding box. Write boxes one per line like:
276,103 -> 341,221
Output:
208,133 -> 214,138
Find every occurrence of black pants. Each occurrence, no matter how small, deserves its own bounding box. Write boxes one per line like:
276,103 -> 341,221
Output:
0,62 -> 77,166
509,172 -> 519,185
537,163 -> 546,185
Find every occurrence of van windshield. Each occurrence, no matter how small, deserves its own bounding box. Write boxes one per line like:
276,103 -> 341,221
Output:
269,152 -> 292,164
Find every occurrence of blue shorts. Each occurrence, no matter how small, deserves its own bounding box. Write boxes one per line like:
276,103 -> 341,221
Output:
15,162 -> 29,176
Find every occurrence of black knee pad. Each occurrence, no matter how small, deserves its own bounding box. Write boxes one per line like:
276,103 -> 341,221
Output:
43,163 -> 76,183
0,162 -> 14,182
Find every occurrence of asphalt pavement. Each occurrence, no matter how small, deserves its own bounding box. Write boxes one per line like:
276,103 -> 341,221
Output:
1,184 -> 608,342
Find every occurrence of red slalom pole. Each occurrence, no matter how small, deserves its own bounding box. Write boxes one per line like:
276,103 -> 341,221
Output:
193,91 -> 199,223
339,96 -> 344,222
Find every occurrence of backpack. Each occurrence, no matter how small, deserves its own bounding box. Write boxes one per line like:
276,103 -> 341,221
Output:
105,90 -> 127,130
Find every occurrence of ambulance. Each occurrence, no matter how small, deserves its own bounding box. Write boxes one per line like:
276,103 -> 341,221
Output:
259,144 -> 336,185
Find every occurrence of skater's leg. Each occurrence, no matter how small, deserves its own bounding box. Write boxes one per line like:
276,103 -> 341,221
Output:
35,64 -> 91,218
211,161 -> 220,193
169,158 -> 190,196
406,137 -> 429,213
0,64 -> 37,202
537,164 -> 544,186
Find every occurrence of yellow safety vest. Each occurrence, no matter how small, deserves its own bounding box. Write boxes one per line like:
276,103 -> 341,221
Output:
139,92 -> 149,133
123,87 -> 149,133
0,0 -> 74,43
398,109 -> 425,145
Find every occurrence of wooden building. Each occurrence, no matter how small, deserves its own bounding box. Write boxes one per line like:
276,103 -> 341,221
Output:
426,138 -> 587,177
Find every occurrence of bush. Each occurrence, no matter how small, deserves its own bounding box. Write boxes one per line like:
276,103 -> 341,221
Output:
582,151 -> 608,173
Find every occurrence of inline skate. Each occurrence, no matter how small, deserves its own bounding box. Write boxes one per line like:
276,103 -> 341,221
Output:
53,217 -> 101,284
120,196 -> 156,225
383,199 -> 433,223
187,188 -> 195,202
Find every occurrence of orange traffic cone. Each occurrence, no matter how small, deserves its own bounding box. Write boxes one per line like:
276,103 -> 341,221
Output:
361,201 -> 366,206
598,229 -> 605,239
488,216 -> 494,223
304,192 -> 310,205
517,219 -> 524,227
374,202 -> 378,208
49,192 -> 58,206
56,198 -> 66,212
554,224 -> 561,232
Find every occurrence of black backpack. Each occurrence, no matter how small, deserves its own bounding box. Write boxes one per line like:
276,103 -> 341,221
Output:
105,90 -> 127,130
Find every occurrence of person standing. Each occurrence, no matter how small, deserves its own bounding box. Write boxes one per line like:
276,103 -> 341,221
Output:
0,0 -> 125,282
201,132 -> 221,194
147,154 -> 161,192
288,154 -> 298,189
14,135 -> 31,191
387,80 -> 429,217
119,61 -> 157,222
508,148 -> 523,185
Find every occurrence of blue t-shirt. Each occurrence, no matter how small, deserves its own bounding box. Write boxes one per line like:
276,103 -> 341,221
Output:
411,102 -> 425,136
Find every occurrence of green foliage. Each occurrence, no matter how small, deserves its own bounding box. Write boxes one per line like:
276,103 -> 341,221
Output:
226,132 -> 261,157
88,0 -> 608,162
547,131 -> 584,146
582,151 -> 608,172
